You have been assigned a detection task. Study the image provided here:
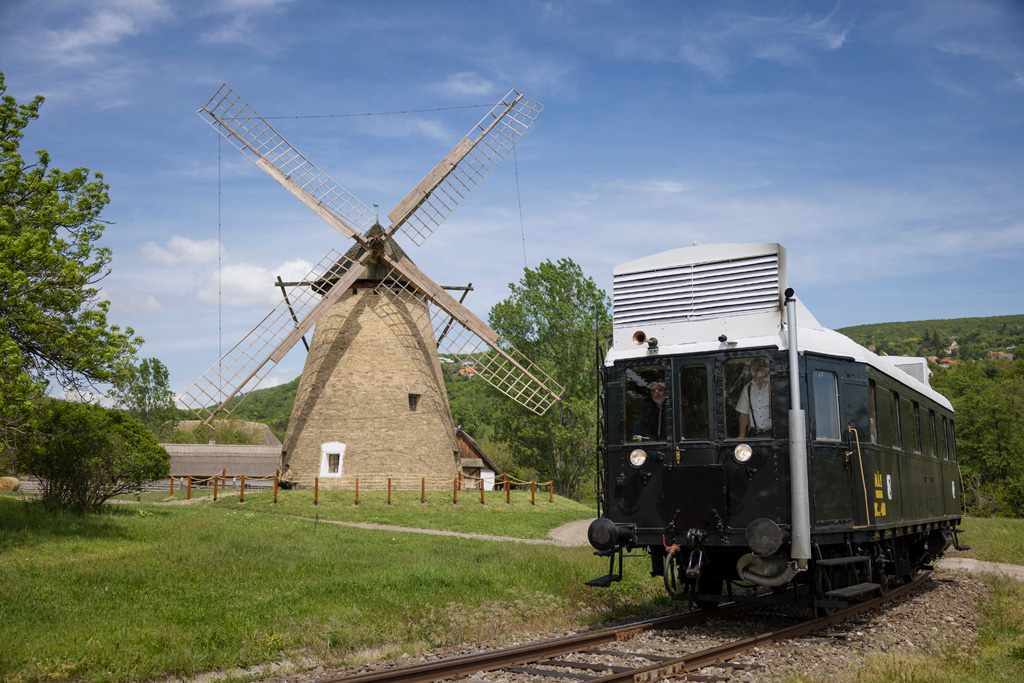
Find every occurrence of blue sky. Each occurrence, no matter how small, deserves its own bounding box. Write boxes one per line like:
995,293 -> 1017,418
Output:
2,0 -> 1022,398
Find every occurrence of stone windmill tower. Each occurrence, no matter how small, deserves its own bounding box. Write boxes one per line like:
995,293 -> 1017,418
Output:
181,85 -> 562,489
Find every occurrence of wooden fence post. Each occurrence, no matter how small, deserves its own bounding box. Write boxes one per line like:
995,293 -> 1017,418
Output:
314,477 -> 319,506
421,477 -> 425,504
240,475 -> 246,503
388,478 -> 392,506
273,470 -> 279,504
531,480 -> 535,506
355,477 -> 360,506
169,476 -> 174,496
549,482 -> 553,503
505,473 -> 510,505
480,477 -> 485,505
453,477 -> 458,505
187,475 -> 192,500
213,473 -> 219,501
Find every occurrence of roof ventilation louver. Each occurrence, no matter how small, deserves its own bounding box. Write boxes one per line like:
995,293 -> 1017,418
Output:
613,253 -> 780,327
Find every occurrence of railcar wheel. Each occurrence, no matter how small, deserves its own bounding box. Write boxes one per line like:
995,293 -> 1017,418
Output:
814,566 -> 839,617
663,549 -> 680,599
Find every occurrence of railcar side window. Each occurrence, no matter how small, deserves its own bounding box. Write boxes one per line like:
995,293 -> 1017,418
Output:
946,419 -> 954,462
868,380 -> 878,443
923,409 -> 936,456
679,365 -> 709,440
941,417 -> 951,461
625,365 -> 669,442
725,356 -> 772,439
912,402 -> 922,454
892,391 -> 903,449
811,370 -> 840,440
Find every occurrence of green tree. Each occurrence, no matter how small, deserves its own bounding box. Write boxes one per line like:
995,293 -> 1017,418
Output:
1,73 -> 142,458
15,400 -> 170,512
108,357 -> 176,433
932,358 -> 1024,516
488,258 -> 611,498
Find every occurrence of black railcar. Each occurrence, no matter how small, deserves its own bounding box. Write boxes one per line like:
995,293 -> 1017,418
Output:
587,243 -> 964,611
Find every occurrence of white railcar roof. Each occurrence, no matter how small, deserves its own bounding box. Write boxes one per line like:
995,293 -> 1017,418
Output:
608,243 -> 952,410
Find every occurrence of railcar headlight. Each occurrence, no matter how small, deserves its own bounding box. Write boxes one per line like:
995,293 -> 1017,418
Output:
733,443 -> 753,463
628,449 -> 648,468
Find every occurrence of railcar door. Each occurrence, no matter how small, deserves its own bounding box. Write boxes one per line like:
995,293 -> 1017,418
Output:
607,361 -> 673,526
806,356 -> 855,527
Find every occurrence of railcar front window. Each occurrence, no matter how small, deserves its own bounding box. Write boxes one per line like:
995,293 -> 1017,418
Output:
679,365 -> 709,440
811,370 -> 840,440
626,365 -> 669,442
725,356 -> 772,439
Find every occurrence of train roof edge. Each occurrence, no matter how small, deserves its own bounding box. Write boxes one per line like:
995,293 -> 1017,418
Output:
608,243 -> 952,410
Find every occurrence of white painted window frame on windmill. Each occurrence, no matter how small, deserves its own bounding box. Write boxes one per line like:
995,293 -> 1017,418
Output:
320,442 -> 346,478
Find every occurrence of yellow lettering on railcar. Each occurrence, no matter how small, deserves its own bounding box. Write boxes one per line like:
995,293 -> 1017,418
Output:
873,472 -> 887,518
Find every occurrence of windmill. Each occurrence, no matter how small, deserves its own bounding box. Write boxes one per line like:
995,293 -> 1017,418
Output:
180,85 -> 562,488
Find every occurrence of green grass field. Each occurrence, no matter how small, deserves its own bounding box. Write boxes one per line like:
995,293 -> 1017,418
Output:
0,493 -> 664,683
2,493 -> 1022,683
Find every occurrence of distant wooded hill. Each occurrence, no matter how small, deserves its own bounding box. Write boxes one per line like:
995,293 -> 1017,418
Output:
837,313 -> 1023,361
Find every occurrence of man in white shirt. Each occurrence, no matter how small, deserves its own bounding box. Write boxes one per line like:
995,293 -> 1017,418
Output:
736,357 -> 771,438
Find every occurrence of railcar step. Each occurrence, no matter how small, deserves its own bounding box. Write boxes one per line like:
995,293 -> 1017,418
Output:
817,556 -> 870,566
826,582 -> 881,599
585,573 -> 621,587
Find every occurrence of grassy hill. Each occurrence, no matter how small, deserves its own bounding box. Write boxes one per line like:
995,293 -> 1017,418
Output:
837,313 -> 1024,361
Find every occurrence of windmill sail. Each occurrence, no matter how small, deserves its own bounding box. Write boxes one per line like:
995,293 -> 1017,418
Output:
183,84 -> 560,423
387,90 -> 544,246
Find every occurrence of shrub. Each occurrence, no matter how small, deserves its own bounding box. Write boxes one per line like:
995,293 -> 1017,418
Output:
17,401 -> 170,512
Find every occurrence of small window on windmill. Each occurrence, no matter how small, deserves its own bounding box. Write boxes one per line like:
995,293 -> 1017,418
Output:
319,442 -> 345,478
409,392 -> 422,411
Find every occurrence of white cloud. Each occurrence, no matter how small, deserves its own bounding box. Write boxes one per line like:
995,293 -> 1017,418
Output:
198,0 -> 296,48
199,258 -> 313,309
38,0 -> 172,66
140,236 -> 221,266
436,72 -> 495,97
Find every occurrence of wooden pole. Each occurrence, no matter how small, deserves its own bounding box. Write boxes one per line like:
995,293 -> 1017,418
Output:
387,478 -> 392,506
240,475 -> 246,503
169,476 -> 174,496
273,470 -> 279,504
453,477 -> 458,505
458,471 -> 462,491
531,480 -> 535,506
421,477 -> 425,504
355,477 -> 359,506
213,473 -> 219,501
480,477 -> 485,505
505,473 -> 510,505
187,475 -> 192,500
314,477 -> 319,506
549,482 -> 553,503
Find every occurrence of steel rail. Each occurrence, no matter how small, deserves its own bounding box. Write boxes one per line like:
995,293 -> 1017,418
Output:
316,601 -> 757,683
588,571 -> 932,683
316,572 -> 930,683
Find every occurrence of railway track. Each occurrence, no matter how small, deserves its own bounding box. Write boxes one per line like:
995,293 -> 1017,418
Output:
317,572 -> 931,683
